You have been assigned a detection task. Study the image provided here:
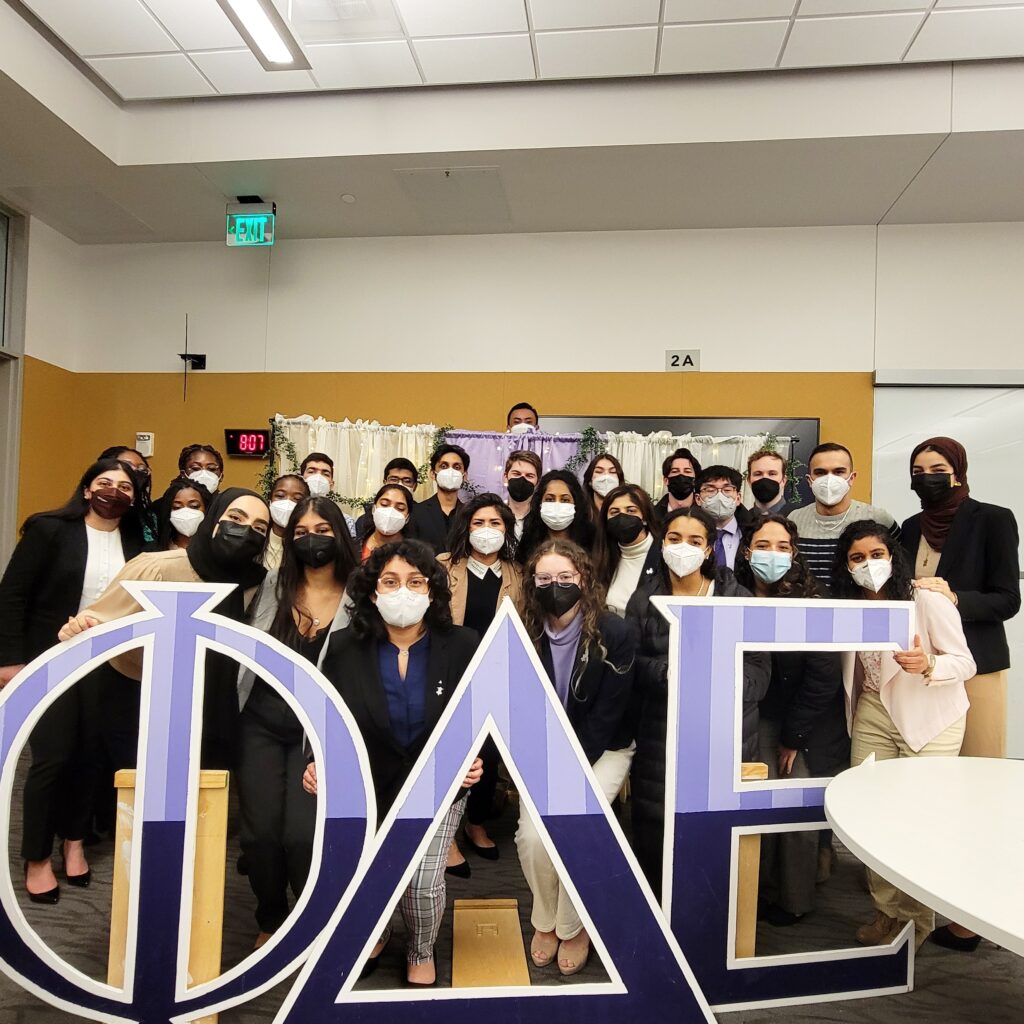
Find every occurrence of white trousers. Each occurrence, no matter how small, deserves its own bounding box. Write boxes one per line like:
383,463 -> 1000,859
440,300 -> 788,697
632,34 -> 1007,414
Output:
515,744 -> 634,941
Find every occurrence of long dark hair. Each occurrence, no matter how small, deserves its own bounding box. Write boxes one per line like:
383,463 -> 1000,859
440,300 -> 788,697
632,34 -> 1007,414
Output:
582,453 -> 626,500
347,539 -> 454,641
516,470 -> 594,566
447,492 -> 516,562
155,478 -> 213,551
734,513 -> 819,598
359,483 -> 417,544
269,497 -> 359,642
830,520 -> 913,601
594,483 -> 659,586
655,506 -> 718,586
22,458 -> 146,546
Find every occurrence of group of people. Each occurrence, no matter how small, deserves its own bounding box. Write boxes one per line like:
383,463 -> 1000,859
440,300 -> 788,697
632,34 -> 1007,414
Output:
0,400 -> 1018,984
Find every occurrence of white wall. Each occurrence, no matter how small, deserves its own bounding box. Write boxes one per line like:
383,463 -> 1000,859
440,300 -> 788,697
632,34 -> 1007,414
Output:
23,220 -> 1024,375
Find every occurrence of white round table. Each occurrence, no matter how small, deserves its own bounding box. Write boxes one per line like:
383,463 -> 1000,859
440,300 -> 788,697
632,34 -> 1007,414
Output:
825,756 -> 1024,956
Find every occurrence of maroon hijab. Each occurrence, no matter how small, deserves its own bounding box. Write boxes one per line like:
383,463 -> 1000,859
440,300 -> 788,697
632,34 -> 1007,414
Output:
910,437 -> 970,550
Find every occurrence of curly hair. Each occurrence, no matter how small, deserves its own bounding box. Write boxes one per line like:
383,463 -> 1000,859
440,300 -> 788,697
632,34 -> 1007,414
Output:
734,513 -> 820,598
519,539 -> 609,667
515,470 -> 595,566
346,539 -> 454,641
830,520 -> 913,601
447,492 -> 516,562
177,443 -> 224,475
594,483 -> 660,587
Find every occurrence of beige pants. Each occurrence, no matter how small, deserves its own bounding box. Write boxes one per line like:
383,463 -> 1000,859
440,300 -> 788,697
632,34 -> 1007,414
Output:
515,744 -> 634,941
960,671 -> 1008,759
850,690 -> 965,943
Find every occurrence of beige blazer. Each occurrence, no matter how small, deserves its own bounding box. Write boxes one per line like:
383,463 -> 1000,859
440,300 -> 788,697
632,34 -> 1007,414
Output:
437,553 -> 523,627
841,588 -> 974,753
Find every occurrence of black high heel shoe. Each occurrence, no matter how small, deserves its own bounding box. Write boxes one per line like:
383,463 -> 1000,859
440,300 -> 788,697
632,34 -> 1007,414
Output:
463,827 -> 500,862
360,928 -> 391,980
61,841 -> 91,888
444,859 -> 471,879
24,863 -> 60,905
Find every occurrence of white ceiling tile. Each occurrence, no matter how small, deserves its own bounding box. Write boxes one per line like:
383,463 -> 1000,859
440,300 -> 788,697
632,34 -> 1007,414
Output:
306,40 -> 421,88
189,49 -> 318,93
87,53 -> 214,99
528,0 -> 661,31
782,12 -> 922,67
908,8 -> 1024,60
23,0 -> 176,56
394,0 -> 528,36
535,26 -> 658,78
659,20 -> 788,73
285,0 -> 405,42
798,0 -> 926,15
663,0 -> 796,21
142,0 -> 244,50
413,34 -> 535,84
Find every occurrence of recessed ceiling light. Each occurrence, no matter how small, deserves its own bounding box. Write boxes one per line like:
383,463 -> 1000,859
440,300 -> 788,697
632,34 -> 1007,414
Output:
216,0 -> 311,71
340,193 -> 357,204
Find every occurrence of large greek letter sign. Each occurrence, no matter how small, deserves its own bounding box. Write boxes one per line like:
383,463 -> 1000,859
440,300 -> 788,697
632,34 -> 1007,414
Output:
655,597 -> 915,1011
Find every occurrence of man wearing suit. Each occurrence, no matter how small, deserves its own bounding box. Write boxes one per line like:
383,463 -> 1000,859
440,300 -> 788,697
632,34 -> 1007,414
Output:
414,444 -> 470,555
694,465 -> 751,570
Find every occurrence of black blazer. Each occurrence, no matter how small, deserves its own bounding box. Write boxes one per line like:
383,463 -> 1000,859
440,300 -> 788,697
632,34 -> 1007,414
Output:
0,517 -> 145,666
320,624 -> 479,817
901,498 -> 1020,674
539,611 -> 635,765
414,494 -> 462,555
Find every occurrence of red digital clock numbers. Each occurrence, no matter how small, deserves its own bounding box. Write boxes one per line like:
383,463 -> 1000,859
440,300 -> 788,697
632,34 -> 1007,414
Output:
224,429 -> 271,458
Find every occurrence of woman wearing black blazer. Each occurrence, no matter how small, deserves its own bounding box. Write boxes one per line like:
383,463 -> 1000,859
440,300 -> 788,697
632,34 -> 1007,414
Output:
308,539 -> 482,986
902,437 -> 1021,951
0,458 -> 146,903
517,539 -> 635,978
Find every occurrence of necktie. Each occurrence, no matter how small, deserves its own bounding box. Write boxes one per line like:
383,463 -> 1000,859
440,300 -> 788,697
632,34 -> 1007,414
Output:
714,528 -> 727,567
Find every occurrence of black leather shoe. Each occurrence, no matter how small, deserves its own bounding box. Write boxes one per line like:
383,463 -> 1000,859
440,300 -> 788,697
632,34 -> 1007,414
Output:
61,843 -> 91,888
930,925 -> 981,952
445,860 -> 471,879
24,864 -> 60,905
464,829 -> 500,861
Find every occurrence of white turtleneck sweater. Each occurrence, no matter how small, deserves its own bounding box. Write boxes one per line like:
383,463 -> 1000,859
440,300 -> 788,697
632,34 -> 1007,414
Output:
606,531 -> 654,617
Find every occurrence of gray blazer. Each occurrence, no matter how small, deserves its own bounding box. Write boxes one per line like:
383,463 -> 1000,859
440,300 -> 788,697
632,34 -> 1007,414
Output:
237,568 -> 352,710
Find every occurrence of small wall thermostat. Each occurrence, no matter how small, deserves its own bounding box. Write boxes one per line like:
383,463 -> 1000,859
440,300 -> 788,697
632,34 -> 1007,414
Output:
135,432 -> 155,457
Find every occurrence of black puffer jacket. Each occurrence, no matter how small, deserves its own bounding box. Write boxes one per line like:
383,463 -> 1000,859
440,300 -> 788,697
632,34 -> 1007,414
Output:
624,568 -> 770,897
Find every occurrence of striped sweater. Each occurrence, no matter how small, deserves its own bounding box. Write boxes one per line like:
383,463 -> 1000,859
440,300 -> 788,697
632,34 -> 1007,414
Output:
788,500 -> 901,585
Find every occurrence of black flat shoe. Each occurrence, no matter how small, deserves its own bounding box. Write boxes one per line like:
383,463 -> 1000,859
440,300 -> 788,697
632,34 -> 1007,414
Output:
445,860 -> 471,879
24,864 -> 59,905
463,830 -> 500,861
359,953 -> 382,981
930,925 -> 981,952
404,974 -> 437,988
764,904 -> 806,928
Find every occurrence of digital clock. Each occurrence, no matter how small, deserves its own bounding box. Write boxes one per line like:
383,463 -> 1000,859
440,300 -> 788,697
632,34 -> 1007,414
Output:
224,429 -> 271,458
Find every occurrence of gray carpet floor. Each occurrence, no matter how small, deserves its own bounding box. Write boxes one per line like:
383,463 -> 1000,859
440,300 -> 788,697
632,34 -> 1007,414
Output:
3,755 -> 1021,1024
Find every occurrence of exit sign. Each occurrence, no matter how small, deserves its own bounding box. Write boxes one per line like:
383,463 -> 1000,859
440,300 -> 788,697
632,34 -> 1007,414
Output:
226,203 -> 275,247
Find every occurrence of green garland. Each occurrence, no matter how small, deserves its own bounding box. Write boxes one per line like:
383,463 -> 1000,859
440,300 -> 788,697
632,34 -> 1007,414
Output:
563,425 -> 606,475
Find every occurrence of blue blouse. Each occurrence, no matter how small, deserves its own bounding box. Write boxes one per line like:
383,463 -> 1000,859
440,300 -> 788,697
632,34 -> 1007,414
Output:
378,634 -> 430,749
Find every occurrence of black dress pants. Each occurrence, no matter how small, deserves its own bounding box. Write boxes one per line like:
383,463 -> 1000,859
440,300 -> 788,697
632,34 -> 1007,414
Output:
465,736 -> 500,826
236,708 -> 316,932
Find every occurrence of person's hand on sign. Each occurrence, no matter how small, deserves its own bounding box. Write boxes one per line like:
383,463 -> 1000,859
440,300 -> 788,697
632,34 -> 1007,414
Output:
303,761 -> 318,795
893,635 -> 930,676
462,757 -> 484,788
777,746 -> 799,777
911,576 -> 957,605
0,664 -> 26,689
58,614 -> 100,642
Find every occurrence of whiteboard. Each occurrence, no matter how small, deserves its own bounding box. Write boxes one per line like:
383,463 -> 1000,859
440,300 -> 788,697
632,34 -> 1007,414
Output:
873,387 -> 1024,758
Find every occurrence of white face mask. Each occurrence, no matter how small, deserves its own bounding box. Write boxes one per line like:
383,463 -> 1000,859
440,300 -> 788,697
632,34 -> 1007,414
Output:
373,505 -> 407,537
540,502 -> 576,531
509,423 -> 535,435
375,587 -> 430,628
270,499 -> 297,529
470,527 -> 505,556
436,468 -> 464,492
591,474 -> 620,497
850,558 -> 892,593
663,541 -> 707,579
811,473 -> 851,507
700,492 -> 737,523
188,469 -> 220,494
169,506 -> 203,538
305,473 -> 330,497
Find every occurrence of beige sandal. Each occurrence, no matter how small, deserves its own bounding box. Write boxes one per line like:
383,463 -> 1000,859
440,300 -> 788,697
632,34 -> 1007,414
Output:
530,931 -> 558,968
557,932 -> 590,976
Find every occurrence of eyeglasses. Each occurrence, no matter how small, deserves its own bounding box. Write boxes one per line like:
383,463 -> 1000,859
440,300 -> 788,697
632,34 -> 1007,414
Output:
698,485 -> 738,498
377,575 -> 429,594
385,476 -> 415,488
534,572 -> 580,588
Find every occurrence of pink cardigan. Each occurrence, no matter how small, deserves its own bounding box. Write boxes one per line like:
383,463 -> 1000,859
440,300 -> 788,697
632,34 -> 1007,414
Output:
841,588 -> 975,753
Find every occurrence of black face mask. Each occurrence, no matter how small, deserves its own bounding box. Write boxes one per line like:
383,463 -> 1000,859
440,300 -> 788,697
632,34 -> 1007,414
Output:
507,477 -> 536,503
910,473 -> 953,506
666,476 -> 695,501
294,533 -> 335,568
211,521 -> 265,567
751,478 -> 782,505
606,513 -> 645,545
536,582 -> 582,618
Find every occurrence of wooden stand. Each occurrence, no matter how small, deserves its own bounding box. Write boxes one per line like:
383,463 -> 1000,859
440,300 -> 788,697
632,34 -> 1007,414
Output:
451,899 -> 531,988
735,762 -> 769,959
108,769 -> 229,1024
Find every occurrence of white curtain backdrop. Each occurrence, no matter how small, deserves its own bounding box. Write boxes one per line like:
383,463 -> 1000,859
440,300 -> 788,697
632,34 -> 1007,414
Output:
605,432 -> 792,507
274,415 -> 437,501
